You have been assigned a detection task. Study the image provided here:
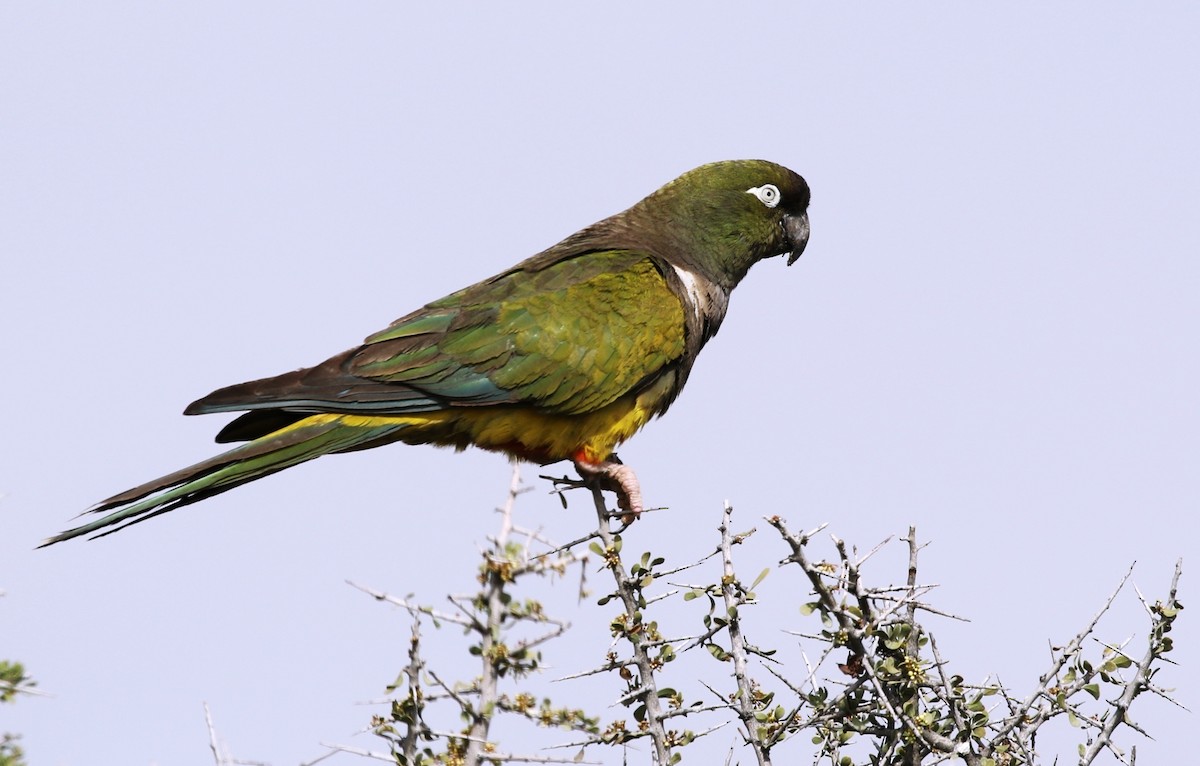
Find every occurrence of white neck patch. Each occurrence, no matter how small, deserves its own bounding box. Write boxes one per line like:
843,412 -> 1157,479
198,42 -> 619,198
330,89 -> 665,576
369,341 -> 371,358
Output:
671,264 -> 709,324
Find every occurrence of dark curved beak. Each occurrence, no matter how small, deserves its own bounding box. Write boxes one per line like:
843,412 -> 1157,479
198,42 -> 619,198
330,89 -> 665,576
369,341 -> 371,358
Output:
784,211 -> 810,265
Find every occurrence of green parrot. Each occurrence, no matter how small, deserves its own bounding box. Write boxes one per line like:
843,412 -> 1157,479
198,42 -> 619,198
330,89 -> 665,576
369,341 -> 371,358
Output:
44,159 -> 810,545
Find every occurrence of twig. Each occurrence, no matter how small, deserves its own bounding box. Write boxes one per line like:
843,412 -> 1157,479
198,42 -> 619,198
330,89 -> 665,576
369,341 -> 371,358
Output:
205,702 -> 223,766
1079,559 -> 1183,765
462,466 -> 525,765
398,620 -> 426,762
928,634 -> 968,735
319,743 -> 395,762
993,563 -> 1135,744
346,579 -> 476,628
902,527 -> 923,766
718,502 -> 771,765
589,484 -> 672,764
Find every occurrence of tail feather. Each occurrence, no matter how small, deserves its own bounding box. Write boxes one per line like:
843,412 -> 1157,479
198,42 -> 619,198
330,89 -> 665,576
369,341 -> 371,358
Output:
42,415 -> 409,546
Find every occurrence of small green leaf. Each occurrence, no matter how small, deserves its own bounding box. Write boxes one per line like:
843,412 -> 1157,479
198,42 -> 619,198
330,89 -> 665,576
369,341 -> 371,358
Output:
750,568 -> 770,591
707,645 -> 730,662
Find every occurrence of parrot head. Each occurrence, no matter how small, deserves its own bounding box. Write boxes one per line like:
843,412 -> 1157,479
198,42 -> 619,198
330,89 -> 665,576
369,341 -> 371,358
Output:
628,159 -> 811,289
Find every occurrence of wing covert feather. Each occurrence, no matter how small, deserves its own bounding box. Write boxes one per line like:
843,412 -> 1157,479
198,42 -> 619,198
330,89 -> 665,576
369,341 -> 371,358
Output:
348,251 -> 687,414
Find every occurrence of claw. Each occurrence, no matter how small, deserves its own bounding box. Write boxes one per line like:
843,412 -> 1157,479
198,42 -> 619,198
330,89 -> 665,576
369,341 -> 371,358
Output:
572,453 -> 643,523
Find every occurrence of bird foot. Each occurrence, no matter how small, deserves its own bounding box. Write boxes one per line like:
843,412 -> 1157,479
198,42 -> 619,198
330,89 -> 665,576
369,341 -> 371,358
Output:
572,454 -> 643,524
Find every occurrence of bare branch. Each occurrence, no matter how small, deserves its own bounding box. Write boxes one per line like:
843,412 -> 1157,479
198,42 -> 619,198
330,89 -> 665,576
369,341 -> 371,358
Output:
993,563 -> 1136,744
716,502 -> 772,764
346,579 -> 476,627
204,702 -> 223,766
589,485 -> 672,764
1080,559 -> 1184,765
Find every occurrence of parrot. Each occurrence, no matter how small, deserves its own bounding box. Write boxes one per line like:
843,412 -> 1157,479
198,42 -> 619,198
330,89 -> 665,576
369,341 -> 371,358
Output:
43,159 -> 810,545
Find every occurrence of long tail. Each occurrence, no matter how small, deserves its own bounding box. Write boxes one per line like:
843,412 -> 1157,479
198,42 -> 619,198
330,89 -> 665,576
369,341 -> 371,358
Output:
42,414 -> 410,546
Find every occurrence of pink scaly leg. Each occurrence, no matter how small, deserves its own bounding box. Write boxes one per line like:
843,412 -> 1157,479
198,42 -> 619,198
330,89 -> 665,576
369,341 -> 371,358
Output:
572,452 -> 643,523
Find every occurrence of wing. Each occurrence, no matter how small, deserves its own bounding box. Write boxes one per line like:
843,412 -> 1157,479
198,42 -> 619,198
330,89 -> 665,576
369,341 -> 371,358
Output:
188,250 -> 689,441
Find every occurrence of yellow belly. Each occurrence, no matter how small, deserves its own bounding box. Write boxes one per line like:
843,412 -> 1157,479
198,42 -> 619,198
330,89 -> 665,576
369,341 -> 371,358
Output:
291,371 -> 676,464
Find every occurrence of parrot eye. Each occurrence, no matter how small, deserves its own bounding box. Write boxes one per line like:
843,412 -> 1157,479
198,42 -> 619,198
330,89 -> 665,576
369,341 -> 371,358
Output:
746,184 -> 781,209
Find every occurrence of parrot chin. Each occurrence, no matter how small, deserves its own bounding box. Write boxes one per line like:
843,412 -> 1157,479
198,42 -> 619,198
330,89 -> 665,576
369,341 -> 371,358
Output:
785,211 -> 811,265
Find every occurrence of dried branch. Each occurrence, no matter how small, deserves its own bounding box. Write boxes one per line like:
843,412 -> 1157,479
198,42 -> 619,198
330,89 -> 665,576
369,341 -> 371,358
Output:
717,502 -> 771,765
992,564 -> 1135,746
588,484 -> 672,763
205,702 -> 223,766
1079,559 -> 1184,765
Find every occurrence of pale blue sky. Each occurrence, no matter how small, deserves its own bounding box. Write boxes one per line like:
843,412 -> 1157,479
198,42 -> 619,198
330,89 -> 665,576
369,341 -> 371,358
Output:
2,3 -> 1196,764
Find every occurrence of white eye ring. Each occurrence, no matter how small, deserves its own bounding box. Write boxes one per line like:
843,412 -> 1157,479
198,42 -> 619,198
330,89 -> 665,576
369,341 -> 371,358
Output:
746,184 -> 781,208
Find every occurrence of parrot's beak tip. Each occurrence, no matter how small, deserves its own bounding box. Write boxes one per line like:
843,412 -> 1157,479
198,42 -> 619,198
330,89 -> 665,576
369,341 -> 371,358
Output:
783,211 -> 810,266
